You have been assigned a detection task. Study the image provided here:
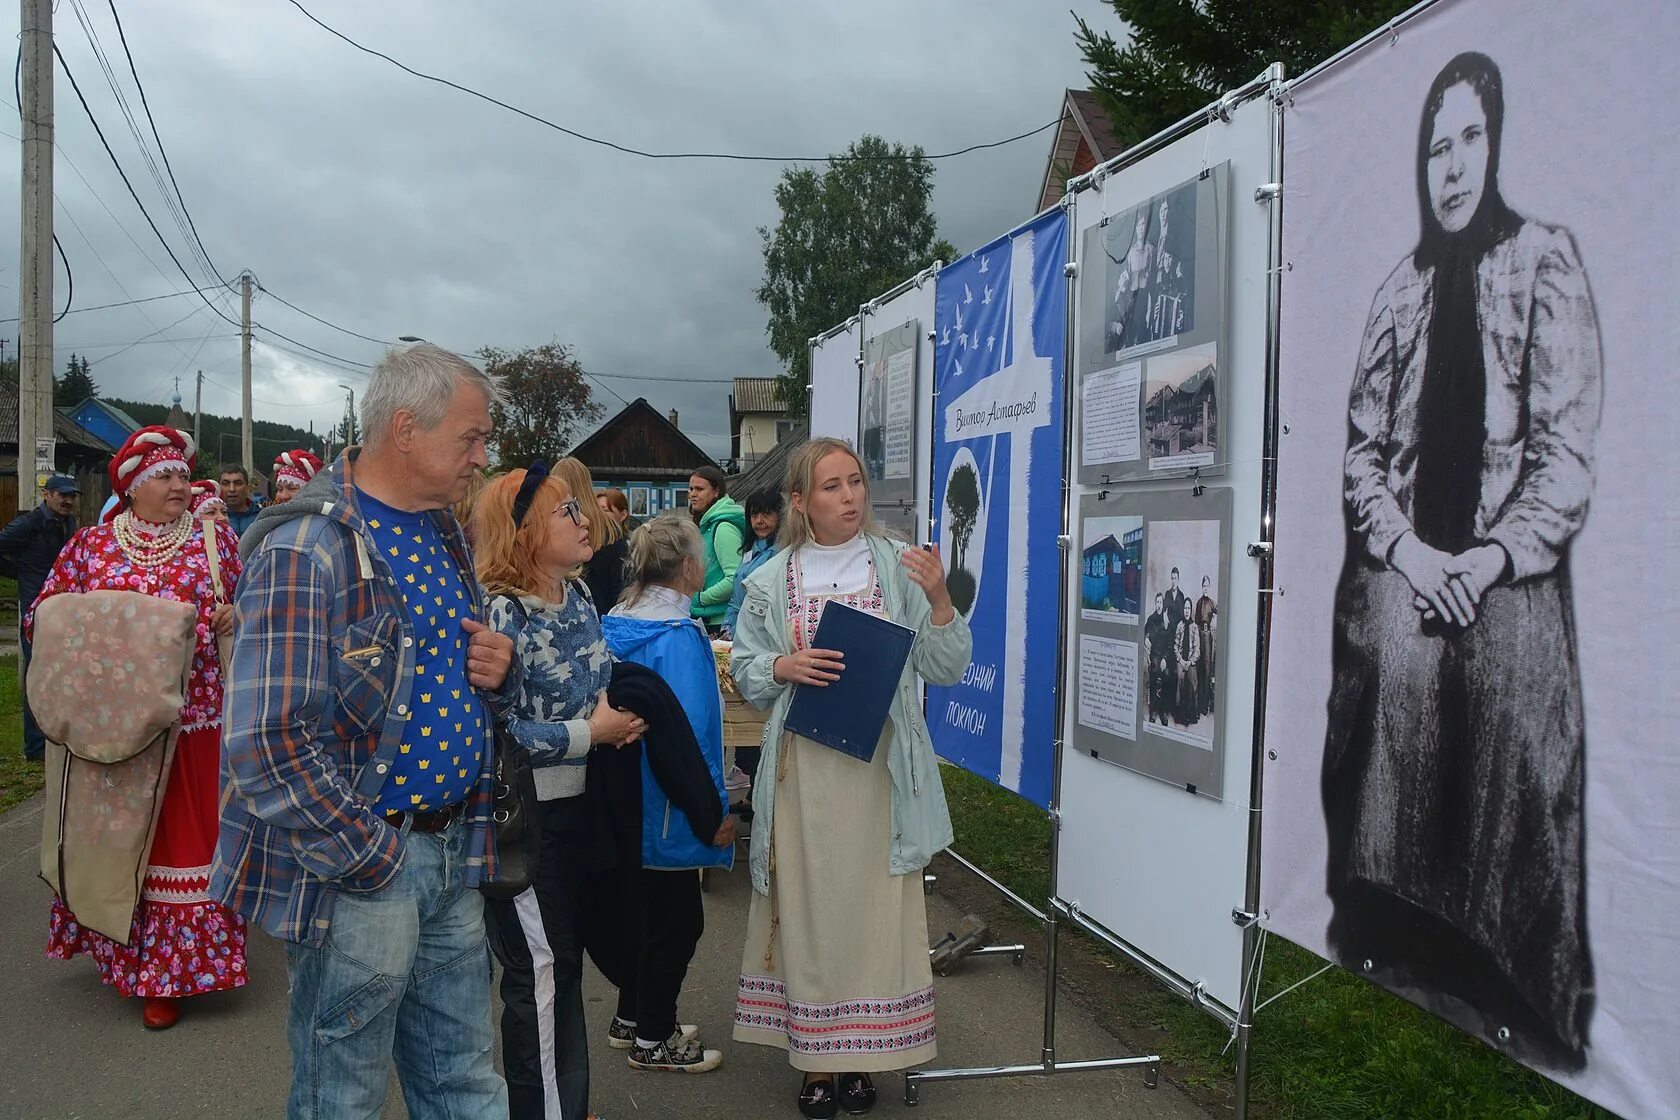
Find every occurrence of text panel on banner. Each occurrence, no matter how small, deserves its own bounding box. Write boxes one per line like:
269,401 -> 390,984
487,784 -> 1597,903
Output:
927,209 -> 1067,810
1261,0 -> 1680,1116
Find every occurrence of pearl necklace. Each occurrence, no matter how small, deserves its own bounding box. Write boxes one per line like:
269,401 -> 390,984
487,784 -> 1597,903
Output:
111,511 -> 195,569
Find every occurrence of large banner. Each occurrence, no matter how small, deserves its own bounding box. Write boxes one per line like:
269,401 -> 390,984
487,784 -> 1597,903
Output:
927,209 -> 1066,809
1261,1 -> 1680,1116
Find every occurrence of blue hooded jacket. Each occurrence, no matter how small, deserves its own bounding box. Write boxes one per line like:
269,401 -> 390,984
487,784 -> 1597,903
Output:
600,614 -> 733,871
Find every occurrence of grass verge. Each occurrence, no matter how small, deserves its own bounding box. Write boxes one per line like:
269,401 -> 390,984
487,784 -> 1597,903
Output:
939,764 -> 1618,1120
0,653 -> 45,813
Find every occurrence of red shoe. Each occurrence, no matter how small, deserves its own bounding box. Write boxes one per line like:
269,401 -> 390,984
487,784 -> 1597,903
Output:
141,997 -> 180,1030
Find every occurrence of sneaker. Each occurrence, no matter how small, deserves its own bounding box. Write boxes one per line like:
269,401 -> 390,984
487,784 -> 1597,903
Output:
627,1031 -> 723,1073
608,1019 -> 698,1050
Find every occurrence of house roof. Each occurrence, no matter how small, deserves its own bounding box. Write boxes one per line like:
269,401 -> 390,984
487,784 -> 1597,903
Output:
0,381 -> 116,453
70,396 -> 144,434
1037,89 -> 1123,211
730,377 -> 787,416
729,416 -> 809,497
568,397 -> 717,482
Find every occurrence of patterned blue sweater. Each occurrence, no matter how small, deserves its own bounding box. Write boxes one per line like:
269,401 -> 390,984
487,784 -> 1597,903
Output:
486,582 -> 613,801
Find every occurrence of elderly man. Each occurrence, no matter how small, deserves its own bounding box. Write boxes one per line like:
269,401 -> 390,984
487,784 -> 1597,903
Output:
0,474 -> 80,761
211,344 -> 516,1119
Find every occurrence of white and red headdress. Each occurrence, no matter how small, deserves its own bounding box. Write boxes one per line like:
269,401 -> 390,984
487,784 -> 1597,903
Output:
272,449 -> 323,490
106,425 -> 197,521
190,479 -> 226,519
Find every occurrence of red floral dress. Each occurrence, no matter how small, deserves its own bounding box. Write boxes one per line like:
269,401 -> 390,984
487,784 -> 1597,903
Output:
28,518 -> 248,999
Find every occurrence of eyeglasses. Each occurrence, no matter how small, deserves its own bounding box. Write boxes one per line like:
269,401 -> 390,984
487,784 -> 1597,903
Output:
558,498 -> 584,527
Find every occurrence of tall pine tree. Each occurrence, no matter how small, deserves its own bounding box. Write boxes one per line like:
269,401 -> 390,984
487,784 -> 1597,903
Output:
56,353 -> 99,404
1075,1 -> 1414,150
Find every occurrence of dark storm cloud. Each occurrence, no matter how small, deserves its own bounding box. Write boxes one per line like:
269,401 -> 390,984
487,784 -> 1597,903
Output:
4,0 -> 1114,458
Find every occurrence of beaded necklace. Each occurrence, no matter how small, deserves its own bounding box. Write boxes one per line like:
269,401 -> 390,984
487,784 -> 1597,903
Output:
111,510 -> 195,569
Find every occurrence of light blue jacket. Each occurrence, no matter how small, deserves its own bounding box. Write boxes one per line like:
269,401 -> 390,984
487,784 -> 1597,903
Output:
722,536 -> 779,637
731,533 -> 972,896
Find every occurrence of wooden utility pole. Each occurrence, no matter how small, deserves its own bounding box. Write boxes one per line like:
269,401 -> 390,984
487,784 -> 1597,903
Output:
17,0 -> 54,512
240,271 -> 253,473
194,369 -> 203,452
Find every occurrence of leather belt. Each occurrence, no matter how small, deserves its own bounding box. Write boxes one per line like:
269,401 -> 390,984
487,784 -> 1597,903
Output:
385,800 -> 467,834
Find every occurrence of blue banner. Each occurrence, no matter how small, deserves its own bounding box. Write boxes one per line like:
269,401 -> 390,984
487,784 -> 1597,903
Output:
928,209 -> 1066,809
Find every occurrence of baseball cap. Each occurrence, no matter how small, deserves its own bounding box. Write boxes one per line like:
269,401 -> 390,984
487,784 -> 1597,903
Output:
43,475 -> 81,495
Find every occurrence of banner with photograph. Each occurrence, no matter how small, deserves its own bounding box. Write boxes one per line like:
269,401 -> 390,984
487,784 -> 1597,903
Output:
1073,488 -> 1231,798
1261,1 -> 1680,1115
927,209 -> 1067,809
859,319 -> 920,540
1075,164 -> 1229,484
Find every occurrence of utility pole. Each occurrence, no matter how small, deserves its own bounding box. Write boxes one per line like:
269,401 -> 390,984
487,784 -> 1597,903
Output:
194,369 -> 203,453
240,271 -> 253,474
338,382 -> 355,451
17,0 -> 54,513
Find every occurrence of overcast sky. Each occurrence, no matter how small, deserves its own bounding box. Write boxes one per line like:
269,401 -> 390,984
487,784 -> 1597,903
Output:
2,0 -> 1117,461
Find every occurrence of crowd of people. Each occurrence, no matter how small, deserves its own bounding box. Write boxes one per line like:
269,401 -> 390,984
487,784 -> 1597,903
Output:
3,343 -> 972,1120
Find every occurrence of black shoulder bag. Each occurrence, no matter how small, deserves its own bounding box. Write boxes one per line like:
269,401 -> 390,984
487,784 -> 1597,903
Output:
479,595 -> 543,900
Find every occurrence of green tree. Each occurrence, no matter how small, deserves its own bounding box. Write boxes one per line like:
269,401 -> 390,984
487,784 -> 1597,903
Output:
1075,0 -> 1414,150
479,341 -> 602,469
56,353 -> 98,404
757,134 -> 957,418
946,461 -> 981,571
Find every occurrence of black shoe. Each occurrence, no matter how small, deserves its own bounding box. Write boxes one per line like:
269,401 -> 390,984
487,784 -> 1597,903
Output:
798,1077 -> 838,1119
838,1072 -> 876,1115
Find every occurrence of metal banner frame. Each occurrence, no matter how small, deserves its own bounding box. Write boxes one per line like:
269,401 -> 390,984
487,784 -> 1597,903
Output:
903,65 -> 1286,1111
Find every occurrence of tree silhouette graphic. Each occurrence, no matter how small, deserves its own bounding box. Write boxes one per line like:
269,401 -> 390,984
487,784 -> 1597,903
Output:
946,462 -> 981,614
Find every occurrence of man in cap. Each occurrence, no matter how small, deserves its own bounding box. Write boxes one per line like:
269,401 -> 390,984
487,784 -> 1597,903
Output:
0,475 -> 82,761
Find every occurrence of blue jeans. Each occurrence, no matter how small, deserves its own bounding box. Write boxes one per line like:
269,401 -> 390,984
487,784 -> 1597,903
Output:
284,817 -> 507,1120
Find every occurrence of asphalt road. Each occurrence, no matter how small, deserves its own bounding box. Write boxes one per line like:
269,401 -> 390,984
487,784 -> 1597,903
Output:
0,794 -> 1208,1119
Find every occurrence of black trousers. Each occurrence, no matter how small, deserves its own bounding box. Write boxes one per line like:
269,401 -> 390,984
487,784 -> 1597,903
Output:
20,633 -> 44,761
485,796 -> 592,1120
585,864 -> 705,1044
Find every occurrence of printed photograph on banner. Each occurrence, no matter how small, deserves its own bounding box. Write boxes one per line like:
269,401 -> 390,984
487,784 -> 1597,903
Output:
628,486 -> 650,519
860,330 -> 917,486
1262,2 -> 1680,1109
1144,342 -> 1218,471
1080,515 -> 1142,624
1142,518 -> 1219,748
936,445 -> 987,619
1104,178 -> 1199,356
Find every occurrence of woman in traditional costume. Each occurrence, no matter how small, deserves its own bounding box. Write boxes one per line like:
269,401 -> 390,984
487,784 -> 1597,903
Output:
729,437 -> 971,1119
30,426 -> 246,1030
269,448 -> 323,504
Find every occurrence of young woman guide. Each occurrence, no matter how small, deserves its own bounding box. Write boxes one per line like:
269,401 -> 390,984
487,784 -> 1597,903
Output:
729,438 -> 972,1118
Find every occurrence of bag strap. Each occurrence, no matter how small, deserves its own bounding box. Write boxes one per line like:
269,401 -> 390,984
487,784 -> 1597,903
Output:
201,521 -> 227,604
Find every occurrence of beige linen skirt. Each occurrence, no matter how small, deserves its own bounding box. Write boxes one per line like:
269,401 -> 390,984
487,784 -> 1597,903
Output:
733,727 -> 937,1072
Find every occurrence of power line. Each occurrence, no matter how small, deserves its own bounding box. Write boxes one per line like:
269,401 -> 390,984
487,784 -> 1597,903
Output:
53,43 -> 243,328
252,325 -> 372,369
0,284 -> 226,324
285,0 -> 1060,164
253,281 -> 392,345
67,0 -> 218,288
101,0 -> 225,283
252,334 -> 374,377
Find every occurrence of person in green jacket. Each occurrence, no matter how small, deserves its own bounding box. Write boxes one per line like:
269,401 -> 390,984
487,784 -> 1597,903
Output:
688,464 -> 747,632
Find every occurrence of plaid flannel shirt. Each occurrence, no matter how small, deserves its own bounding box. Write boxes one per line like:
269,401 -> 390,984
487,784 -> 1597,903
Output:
209,452 -> 518,945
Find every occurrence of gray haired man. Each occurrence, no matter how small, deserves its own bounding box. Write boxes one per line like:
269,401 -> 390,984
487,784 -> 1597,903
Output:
211,344 -> 517,1119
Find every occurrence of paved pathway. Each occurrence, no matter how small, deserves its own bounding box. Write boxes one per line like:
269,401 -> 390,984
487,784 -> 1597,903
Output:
0,795 -> 1208,1119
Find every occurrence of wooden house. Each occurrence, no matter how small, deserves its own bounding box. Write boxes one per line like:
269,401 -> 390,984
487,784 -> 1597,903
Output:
569,397 -> 719,517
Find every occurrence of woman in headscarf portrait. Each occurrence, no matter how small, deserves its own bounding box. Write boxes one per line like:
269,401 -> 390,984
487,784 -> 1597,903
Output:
1320,51 -> 1601,1071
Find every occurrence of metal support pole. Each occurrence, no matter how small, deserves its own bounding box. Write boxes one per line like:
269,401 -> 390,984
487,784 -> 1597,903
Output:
17,0 -> 54,513
1232,63 -> 1289,1120
193,370 -> 203,453
240,272 -> 253,474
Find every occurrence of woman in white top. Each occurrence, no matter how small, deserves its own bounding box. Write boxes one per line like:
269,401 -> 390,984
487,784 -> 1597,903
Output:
729,437 -> 972,1119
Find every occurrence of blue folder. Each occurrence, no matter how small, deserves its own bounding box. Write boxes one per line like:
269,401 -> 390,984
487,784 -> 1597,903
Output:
782,600 -> 915,763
